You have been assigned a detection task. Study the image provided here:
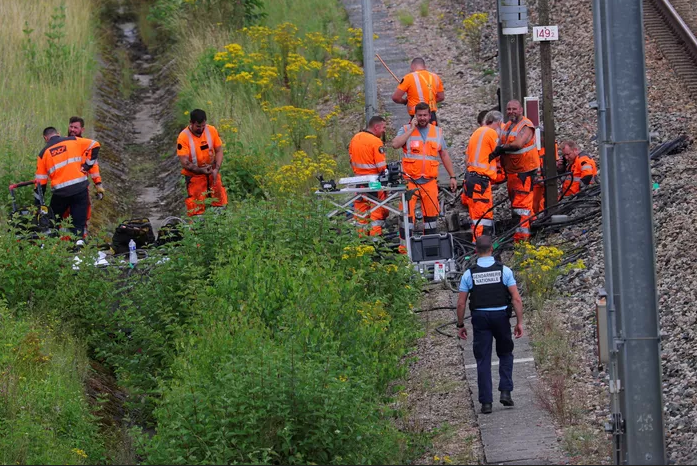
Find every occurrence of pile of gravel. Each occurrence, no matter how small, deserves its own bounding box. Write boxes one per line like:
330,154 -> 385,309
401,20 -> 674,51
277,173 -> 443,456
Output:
382,0 -> 697,462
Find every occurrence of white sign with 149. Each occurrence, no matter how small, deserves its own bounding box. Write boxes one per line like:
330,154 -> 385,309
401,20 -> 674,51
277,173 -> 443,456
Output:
532,25 -> 559,41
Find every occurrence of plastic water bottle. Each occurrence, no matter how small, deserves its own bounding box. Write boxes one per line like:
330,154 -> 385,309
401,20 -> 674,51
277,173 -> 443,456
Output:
128,239 -> 138,266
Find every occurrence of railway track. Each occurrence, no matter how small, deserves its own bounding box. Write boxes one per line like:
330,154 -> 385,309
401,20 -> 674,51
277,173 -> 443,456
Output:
644,0 -> 697,98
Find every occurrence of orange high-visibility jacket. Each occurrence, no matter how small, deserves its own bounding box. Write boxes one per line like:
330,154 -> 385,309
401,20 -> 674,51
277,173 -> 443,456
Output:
88,163 -> 102,185
36,136 -> 100,195
398,70 -> 444,115
537,142 -> 559,178
401,123 -> 443,180
177,125 -> 223,177
348,130 -> 387,175
562,154 -> 597,196
75,136 -> 102,184
500,117 -> 539,173
466,126 -> 499,179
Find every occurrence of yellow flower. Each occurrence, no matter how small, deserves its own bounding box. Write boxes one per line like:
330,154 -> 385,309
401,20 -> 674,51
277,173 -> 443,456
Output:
184,111 -> 189,115
72,449 -> 88,459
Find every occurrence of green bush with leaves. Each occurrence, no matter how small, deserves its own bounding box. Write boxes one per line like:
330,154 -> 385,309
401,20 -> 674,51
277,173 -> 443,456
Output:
0,300 -> 105,465
460,12 -> 488,60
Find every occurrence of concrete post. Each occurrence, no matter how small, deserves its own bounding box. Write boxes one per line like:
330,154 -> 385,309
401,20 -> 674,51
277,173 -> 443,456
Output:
538,0 -> 557,209
361,0 -> 378,125
594,0 -> 666,463
497,0 -> 528,108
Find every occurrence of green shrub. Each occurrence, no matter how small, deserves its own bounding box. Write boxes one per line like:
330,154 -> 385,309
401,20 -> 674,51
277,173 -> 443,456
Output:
0,303 -> 105,464
398,11 -> 415,26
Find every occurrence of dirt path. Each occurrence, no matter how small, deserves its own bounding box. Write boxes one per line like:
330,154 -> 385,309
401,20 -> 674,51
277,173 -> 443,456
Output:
94,0 -> 177,235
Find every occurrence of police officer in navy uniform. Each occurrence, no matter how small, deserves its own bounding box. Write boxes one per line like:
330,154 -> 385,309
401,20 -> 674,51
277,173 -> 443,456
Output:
456,235 -> 524,414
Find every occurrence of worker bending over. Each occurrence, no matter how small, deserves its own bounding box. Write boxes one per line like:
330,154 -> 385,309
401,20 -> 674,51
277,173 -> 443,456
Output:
560,140 -> 597,198
35,127 -> 100,238
392,58 -> 444,125
177,109 -> 228,216
490,100 -> 540,242
463,111 -> 504,240
348,115 -> 389,236
391,102 -> 457,253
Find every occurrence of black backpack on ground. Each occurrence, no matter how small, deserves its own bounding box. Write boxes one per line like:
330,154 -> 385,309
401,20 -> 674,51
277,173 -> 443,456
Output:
111,218 -> 156,254
155,217 -> 185,247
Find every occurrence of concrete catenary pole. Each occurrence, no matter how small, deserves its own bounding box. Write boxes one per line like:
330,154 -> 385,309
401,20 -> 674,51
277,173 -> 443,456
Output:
361,0 -> 378,125
497,0 -> 528,109
537,0 -> 557,209
593,0 -> 666,463
591,0 -> 622,461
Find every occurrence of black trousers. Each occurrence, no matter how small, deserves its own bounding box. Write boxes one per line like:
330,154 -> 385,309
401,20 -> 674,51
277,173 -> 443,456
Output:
471,310 -> 515,404
50,189 -> 89,237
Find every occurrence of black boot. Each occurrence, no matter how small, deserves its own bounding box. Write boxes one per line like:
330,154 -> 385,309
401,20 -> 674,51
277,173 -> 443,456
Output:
500,390 -> 514,407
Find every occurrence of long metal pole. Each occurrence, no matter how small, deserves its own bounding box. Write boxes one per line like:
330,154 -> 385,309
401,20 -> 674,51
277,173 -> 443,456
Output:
538,0 -> 557,209
592,0 -> 622,462
361,0 -> 378,125
599,0 -> 666,463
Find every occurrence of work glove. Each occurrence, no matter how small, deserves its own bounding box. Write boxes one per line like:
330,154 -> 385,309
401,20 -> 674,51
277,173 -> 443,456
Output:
489,145 -> 506,162
95,184 -> 105,200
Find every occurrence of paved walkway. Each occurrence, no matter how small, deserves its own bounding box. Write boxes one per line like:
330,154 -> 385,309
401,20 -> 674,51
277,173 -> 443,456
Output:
455,292 -> 565,464
339,3 -> 566,461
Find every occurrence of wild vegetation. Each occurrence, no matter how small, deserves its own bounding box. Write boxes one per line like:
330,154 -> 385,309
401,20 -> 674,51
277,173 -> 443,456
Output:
0,0 -> 430,464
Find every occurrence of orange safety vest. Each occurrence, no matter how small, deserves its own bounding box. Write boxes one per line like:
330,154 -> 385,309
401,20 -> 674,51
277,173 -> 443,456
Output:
348,130 -> 387,175
178,126 -> 219,177
401,123 -> 442,180
562,154 -> 597,196
537,142 -> 559,176
36,136 -> 100,194
400,70 -> 442,115
500,117 -> 539,173
466,126 -> 499,179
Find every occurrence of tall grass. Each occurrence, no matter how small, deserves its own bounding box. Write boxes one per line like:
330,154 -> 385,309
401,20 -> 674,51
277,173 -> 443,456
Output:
169,0 -> 358,168
0,0 -> 97,188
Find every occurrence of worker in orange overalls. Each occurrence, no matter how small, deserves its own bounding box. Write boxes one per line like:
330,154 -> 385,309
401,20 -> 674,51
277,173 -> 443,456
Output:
63,116 -> 105,236
348,115 -> 389,236
490,100 -> 540,242
560,140 -> 597,198
463,111 -> 505,240
392,58 -> 444,125
531,128 -> 558,215
391,102 -> 457,253
176,109 -> 228,216
35,126 -> 100,238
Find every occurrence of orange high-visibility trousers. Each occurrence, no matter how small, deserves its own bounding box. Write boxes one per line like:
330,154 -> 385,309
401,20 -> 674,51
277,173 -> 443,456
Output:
355,190 -> 389,236
532,182 -> 545,215
507,170 -> 536,242
185,173 -> 228,216
463,172 -> 494,240
399,179 -> 439,253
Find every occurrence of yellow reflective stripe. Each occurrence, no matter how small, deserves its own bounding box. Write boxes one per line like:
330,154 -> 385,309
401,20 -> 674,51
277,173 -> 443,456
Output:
509,145 -> 535,154
53,176 -> 88,190
405,154 -> 439,161
184,128 -> 197,166
48,157 -> 83,174
351,162 -> 381,169
412,72 -> 425,104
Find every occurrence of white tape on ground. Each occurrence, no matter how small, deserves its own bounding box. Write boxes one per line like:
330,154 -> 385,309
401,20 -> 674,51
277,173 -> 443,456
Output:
465,357 -> 534,370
